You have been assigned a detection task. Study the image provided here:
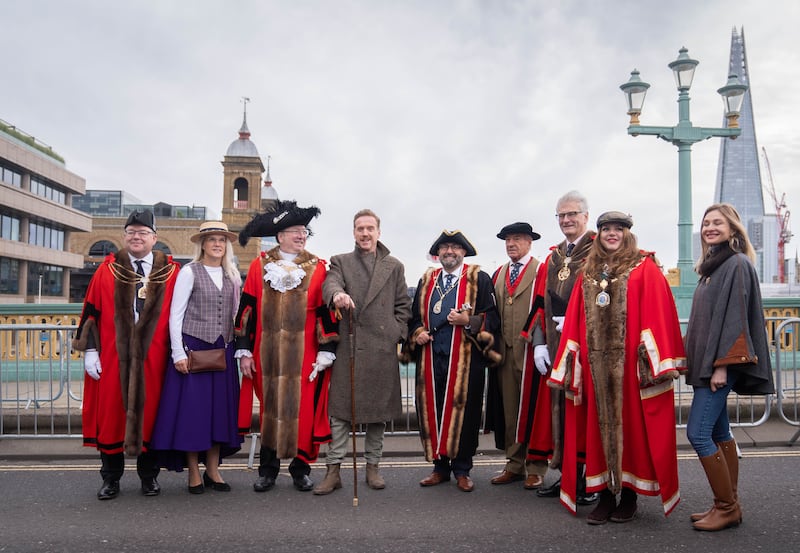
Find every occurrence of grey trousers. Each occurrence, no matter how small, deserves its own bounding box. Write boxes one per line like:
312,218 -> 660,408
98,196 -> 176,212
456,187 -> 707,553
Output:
325,416 -> 385,466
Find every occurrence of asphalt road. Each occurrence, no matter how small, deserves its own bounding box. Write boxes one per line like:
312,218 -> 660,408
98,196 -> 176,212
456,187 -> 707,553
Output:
1,449 -> 798,553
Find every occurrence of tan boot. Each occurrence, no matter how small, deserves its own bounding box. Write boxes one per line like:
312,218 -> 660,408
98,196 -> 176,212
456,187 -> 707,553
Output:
693,448 -> 742,531
690,438 -> 740,522
366,463 -> 385,490
312,464 -> 342,495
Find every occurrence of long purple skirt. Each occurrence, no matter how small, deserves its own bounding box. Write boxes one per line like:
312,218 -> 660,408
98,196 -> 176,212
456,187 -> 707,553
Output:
151,334 -> 242,471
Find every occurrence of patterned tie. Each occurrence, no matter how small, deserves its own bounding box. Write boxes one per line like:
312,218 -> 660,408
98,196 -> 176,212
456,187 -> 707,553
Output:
565,243 -> 575,257
509,262 -> 521,285
444,273 -> 454,290
134,260 -> 145,314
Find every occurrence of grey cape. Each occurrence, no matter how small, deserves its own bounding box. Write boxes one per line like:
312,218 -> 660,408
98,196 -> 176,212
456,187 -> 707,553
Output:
684,253 -> 774,395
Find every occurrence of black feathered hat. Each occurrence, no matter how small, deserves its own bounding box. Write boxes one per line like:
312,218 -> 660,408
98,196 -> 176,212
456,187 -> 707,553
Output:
428,229 -> 477,257
238,200 -> 321,246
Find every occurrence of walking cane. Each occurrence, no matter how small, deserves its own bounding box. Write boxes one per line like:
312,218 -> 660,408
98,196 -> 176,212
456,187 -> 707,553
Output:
348,308 -> 359,507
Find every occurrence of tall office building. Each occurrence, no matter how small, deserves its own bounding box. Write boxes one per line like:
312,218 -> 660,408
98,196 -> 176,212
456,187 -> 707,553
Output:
713,27 -> 778,282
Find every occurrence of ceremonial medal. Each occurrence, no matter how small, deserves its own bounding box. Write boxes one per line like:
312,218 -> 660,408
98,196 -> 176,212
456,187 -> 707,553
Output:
595,279 -> 609,307
557,257 -> 572,281
138,286 -> 148,300
507,297 -> 513,305
433,299 -> 443,314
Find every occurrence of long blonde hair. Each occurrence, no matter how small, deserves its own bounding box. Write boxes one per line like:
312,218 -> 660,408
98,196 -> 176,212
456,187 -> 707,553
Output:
192,237 -> 242,286
695,203 -> 756,270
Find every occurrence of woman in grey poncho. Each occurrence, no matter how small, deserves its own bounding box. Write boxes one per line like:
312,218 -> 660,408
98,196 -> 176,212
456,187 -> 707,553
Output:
684,203 -> 774,532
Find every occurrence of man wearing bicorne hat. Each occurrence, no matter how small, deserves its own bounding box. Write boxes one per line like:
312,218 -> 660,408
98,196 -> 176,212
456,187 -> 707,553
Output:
408,230 -> 501,492
235,200 -> 338,493
73,210 -> 180,500
487,221 -> 548,490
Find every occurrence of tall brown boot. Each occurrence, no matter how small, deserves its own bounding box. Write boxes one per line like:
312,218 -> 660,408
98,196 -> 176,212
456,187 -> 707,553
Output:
690,438 -> 740,522
312,464 -> 342,495
366,463 -> 385,490
693,449 -> 742,531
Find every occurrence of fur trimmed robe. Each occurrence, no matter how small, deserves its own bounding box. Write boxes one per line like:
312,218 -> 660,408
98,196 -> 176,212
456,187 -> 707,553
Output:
408,264 -> 501,462
550,254 -> 686,515
235,247 -> 338,462
74,250 -> 179,456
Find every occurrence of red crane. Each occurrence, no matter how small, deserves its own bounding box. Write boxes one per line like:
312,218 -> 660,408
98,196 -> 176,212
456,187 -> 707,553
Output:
762,147 -> 792,283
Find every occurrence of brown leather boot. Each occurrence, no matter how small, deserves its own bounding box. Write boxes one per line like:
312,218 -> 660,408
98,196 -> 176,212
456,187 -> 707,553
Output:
312,464 -> 342,495
690,438 -> 740,522
693,448 -> 742,531
366,463 -> 385,490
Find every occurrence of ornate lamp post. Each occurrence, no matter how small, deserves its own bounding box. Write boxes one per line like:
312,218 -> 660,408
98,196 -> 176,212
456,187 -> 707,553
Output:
620,47 -> 748,317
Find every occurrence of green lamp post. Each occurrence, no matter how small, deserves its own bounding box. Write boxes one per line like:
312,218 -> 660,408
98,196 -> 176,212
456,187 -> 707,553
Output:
620,47 -> 748,318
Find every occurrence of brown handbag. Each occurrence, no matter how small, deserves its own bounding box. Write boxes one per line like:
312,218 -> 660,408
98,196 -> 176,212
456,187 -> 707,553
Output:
186,347 -> 227,373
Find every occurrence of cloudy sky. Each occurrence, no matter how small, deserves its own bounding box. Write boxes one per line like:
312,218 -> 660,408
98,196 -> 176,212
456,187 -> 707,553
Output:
2,0 -> 799,280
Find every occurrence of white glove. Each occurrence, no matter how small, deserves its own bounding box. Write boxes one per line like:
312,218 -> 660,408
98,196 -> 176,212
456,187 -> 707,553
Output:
533,345 -> 550,376
309,351 -> 335,382
84,349 -> 102,381
552,316 -> 565,333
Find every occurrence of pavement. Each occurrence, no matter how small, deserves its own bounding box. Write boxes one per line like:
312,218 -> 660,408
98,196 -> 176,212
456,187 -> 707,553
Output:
1,415 -> 797,461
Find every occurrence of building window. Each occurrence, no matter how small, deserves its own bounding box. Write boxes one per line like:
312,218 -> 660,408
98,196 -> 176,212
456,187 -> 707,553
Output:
28,221 -> 65,250
1,212 -> 20,241
30,176 -> 66,205
0,163 -> 22,187
0,257 -> 20,294
154,241 -> 171,254
27,263 -> 63,296
233,177 -> 249,209
88,240 -> 117,257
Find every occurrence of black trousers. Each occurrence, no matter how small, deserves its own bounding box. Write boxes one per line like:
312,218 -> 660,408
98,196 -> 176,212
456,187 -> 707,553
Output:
100,451 -> 160,481
258,446 -> 309,478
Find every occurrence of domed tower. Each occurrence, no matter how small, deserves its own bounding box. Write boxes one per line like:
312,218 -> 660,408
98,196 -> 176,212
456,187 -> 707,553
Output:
221,98 -> 266,272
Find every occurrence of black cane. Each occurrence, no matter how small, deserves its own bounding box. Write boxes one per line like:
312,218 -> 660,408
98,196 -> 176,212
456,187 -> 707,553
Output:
348,308 -> 359,507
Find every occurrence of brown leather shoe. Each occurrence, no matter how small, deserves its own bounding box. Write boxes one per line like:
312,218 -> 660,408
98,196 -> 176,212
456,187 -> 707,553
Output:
456,475 -> 474,492
419,472 -> 450,487
524,474 -> 544,490
490,470 -> 525,485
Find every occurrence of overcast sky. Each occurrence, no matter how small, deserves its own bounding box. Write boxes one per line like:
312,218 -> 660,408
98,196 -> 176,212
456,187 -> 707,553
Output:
2,1 -> 798,280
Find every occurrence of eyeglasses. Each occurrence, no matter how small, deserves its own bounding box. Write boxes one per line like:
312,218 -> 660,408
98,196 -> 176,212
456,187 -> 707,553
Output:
438,244 -> 464,252
281,229 -> 309,237
556,211 -> 584,220
124,230 -> 154,238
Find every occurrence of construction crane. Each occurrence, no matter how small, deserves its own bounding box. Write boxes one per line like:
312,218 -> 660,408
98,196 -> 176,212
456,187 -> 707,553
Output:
762,146 -> 792,283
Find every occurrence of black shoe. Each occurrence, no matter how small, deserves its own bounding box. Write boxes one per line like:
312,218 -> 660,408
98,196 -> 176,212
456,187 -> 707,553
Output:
203,471 -> 231,492
537,479 -> 561,498
292,474 -> 314,492
188,482 -> 205,495
141,477 -> 161,496
577,492 -> 601,505
253,475 -> 276,492
97,479 -> 120,500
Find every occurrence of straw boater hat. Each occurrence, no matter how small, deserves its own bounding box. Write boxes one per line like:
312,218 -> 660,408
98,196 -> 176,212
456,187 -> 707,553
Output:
596,211 -> 634,229
496,221 -> 541,241
238,200 -> 321,246
190,221 -> 238,243
428,230 -> 478,257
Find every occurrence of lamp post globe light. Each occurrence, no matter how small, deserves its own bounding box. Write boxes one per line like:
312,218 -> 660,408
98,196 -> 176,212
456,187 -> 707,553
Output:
620,47 -> 748,318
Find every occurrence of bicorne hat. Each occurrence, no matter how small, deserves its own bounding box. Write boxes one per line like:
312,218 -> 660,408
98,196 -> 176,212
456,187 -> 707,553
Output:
190,221 -> 238,244
428,230 -> 477,257
496,221 -> 541,241
239,200 -> 321,246
124,210 -> 156,233
596,211 -> 634,229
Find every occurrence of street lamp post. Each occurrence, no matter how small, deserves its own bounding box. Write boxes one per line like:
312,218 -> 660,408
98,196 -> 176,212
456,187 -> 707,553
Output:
620,47 -> 748,318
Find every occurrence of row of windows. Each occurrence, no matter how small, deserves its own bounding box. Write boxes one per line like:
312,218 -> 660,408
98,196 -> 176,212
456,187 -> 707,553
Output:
1,213 -> 20,241
28,222 -> 65,250
30,177 -> 66,204
27,262 -> 63,296
0,164 -> 22,187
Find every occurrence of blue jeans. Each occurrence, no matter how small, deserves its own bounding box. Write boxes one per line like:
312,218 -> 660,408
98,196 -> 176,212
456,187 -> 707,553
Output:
686,371 -> 738,457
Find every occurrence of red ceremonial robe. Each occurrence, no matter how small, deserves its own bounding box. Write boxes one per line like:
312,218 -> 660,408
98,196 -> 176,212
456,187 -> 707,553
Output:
74,250 -> 179,456
550,255 -> 686,516
235,248 -> 337,463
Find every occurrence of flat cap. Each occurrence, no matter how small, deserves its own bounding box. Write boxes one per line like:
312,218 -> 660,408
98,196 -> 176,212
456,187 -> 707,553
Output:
596,211 -> 633,229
